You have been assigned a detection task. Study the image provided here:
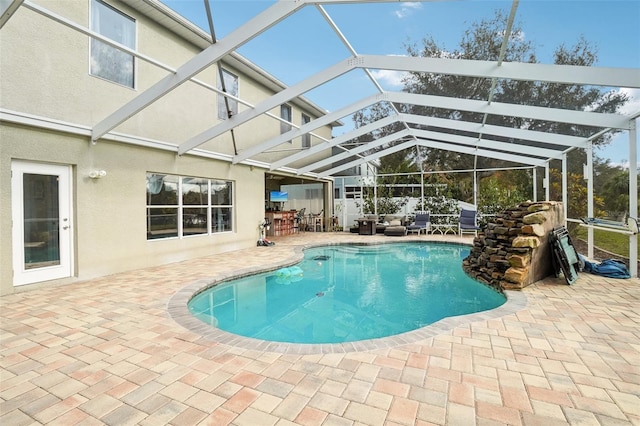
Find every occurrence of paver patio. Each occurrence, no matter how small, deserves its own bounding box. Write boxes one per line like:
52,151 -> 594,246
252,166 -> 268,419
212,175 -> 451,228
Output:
1,233 -> 639,425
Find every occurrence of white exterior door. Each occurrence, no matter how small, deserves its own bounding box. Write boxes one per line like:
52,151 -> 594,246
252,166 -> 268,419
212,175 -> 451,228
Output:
11,161 -> 73,286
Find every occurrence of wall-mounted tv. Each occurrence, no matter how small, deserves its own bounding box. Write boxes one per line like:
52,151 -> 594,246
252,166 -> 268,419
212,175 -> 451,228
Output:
270,191 -> 288,202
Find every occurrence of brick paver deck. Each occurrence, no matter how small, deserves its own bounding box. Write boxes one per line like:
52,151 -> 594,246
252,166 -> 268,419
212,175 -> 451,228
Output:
1,233 -> 639,425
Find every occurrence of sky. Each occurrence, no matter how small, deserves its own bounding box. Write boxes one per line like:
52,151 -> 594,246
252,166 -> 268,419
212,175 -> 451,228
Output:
162,0 -> 640,168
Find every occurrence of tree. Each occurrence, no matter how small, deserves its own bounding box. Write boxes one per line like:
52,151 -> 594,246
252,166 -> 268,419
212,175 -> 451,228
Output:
351,10 -> 630,201
548,169 -> 606,232
600,169 -> 640,218
477,171 -> 529,225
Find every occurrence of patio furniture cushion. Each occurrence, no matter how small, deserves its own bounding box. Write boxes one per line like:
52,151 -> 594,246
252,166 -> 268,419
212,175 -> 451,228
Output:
406,212 -> 431,235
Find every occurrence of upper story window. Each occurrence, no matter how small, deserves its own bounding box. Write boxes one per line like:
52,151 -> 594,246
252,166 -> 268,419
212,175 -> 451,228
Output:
281,104 -> 292,143
301,113 -> 311,148
217,69 -> 238,120
90,0 -> 136,88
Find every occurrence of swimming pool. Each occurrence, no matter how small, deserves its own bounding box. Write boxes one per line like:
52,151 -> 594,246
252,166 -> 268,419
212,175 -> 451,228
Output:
188,243 -> 506,344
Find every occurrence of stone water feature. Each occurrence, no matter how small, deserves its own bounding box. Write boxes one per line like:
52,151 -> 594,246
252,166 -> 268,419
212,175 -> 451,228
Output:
463,201 -> 564,291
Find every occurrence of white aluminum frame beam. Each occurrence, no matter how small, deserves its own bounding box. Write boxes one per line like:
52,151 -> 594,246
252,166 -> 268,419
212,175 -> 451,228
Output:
320,136 -> 546,178
411,128 -> 560,160
178,55 -> 634,156
414,140 -> 548,167
92,0 -> 306,142
360,55 -> 640,89
399,114 -> 588,149
235,87 -> 625,167
297,129 -> 412,174
390,91 -> 631,130
586,141 -> 594,257
233,93 -> 382,164
240,87 -> 629,163
182,57 -> 358,156
319,140 -> 418,177
629,119 -> 638,278
228,92 -> 382,163
23,0 -> 335,149
271,112 -> 587,171
299,127 -> 550,175
270,114 -> 400,171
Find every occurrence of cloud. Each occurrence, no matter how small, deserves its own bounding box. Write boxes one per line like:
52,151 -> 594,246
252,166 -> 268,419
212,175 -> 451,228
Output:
584,87 -> 640,114
618,87 -> 640,115
370,69 -> 407,88
394,2 -> 422,19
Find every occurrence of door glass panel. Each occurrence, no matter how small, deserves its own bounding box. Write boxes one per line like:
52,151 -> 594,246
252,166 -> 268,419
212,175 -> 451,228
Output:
23,173 -> 60,269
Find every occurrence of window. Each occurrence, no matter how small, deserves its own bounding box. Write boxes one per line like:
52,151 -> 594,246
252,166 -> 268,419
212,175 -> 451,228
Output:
211,180 -> 233,233
301,113 -> 311,148
217,69 -> 238,120
146,173 -> 233,240
182,177 -> 208,236
90,0 -> 136,88
281,104 -> 292,143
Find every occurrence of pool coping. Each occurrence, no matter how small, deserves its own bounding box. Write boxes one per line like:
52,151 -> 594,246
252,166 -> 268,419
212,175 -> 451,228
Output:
167,241 -> 528,354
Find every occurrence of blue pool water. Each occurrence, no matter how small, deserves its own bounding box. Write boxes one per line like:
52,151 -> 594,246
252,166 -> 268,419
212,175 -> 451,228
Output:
188,243 -> 506,344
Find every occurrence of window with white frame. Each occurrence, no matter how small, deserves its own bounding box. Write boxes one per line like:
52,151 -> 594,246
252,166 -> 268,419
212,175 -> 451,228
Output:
301,113 -> 311,148
146,173 -> 233,239
281,104 -> 292,143
90,0 -> 136,88
217,69 -> 238,120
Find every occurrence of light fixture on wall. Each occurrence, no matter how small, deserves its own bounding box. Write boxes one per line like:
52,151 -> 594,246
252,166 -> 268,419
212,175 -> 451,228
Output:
89,170 -> 107,179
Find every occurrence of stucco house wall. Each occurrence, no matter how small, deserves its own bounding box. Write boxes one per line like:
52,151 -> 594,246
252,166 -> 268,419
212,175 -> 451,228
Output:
0,0 -> 335,295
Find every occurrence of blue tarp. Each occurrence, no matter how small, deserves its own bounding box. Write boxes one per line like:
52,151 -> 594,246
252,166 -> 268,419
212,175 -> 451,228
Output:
579,255 -> 631,279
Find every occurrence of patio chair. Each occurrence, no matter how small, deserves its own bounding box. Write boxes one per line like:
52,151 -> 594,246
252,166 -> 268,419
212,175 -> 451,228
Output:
293,208 -> 306,232
310,209 -> 324,232
406,212 -> 431,235
458,209 -> 480,237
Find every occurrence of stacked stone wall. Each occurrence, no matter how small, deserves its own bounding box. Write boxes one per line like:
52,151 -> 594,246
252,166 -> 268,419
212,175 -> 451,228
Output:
463,201 -> 563,291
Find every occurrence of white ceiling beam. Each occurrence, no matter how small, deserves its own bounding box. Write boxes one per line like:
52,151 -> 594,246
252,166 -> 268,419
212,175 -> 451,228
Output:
92,0 -> 305,142
229,92 -> 383,163
182,57 -> 356,156
320,136 -> 546,177
411,129 -> 562,160
273,110 -> 586,171
237,84 -> 621,167
399,114 -> 588,148
270,114 -> 399,170
388,91 -> 630,129
413,139 -> 547,166
319,140 -> 417,177
233,81 -> 624,167
310,128 -> 553,176
178,54 -> 634,156
0,0 -> 23,29
359,55 -> 640,89
316,5 -> 385,94
295,129 -> 412,175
